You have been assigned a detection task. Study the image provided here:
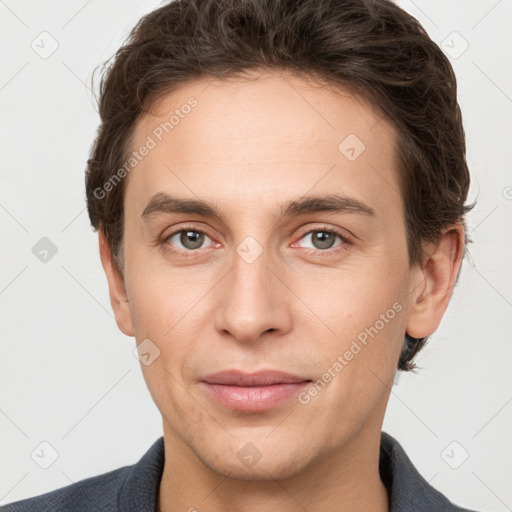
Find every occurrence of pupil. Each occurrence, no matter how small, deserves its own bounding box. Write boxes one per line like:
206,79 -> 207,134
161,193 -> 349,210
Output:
314,231 -> 334,249
181,230 -> 204,249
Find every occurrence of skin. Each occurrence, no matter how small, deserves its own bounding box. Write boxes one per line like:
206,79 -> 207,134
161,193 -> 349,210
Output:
99,70 -> 464,512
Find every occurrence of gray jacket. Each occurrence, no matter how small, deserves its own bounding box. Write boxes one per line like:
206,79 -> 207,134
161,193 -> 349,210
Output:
2,431 -> 478,511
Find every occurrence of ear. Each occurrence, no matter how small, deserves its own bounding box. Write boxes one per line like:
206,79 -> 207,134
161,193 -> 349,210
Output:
98,230 -> 134,337
406,222 -> 465,339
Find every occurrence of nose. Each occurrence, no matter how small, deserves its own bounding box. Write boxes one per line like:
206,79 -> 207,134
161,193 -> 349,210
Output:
213,246 -> 292,343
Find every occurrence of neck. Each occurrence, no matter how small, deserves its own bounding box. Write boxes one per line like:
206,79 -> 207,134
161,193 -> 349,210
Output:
157,419 -> 389,512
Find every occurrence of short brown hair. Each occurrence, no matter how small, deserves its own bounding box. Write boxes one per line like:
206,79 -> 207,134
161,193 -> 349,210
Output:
85,0 -> 475,371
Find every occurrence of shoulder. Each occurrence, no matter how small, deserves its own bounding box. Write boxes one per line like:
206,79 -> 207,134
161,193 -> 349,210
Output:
0,466 -> 130,512
380,432 -> 480,512
1,437 -> 165,512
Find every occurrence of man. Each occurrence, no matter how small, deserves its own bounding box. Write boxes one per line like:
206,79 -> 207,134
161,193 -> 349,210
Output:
3,0 -> 477,510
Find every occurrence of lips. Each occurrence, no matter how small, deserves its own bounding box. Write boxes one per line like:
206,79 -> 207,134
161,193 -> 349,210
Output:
199,369 -> 312,412
201,369 -> 311,387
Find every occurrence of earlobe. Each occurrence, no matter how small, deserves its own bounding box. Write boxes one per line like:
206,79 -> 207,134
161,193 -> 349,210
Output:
406,223 -> 465,339
98,231 -> 134,337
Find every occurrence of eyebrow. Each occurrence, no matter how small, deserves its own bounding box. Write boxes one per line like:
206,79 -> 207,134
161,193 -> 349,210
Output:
141,191 -> 376,222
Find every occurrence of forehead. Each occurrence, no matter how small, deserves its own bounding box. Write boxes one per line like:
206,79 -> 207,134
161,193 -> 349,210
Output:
125,71 -> 401,220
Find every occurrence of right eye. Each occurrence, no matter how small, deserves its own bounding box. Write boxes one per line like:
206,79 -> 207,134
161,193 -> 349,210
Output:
164,228 -> 215,253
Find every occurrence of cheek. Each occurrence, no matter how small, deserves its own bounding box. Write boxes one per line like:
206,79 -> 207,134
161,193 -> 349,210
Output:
293,255 -> 408,393
125,261 -> 211,378
294,252 -> 407,336
124,246 -> 206,336
297,288 -> 406,440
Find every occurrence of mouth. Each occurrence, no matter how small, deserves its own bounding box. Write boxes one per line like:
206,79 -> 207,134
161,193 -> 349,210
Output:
200,369 -> 313,412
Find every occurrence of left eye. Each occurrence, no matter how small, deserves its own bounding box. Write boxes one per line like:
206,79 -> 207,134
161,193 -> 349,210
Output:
166,229 -> 213,251
296,230 -> 344,250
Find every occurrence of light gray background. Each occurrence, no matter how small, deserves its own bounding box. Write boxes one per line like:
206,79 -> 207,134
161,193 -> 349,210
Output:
1,0 -> 511,510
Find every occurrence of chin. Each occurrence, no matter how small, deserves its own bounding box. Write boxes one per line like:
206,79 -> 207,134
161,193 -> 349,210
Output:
195,440 -> 319,481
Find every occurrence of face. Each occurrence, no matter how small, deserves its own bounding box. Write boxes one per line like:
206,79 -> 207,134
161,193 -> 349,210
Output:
103,70 -> 434,479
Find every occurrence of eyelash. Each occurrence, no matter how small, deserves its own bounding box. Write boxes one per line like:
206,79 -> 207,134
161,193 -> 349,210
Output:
161,224 -> 353,258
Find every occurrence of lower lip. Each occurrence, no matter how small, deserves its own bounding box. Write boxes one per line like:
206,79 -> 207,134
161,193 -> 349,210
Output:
199,381 -> 312,412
